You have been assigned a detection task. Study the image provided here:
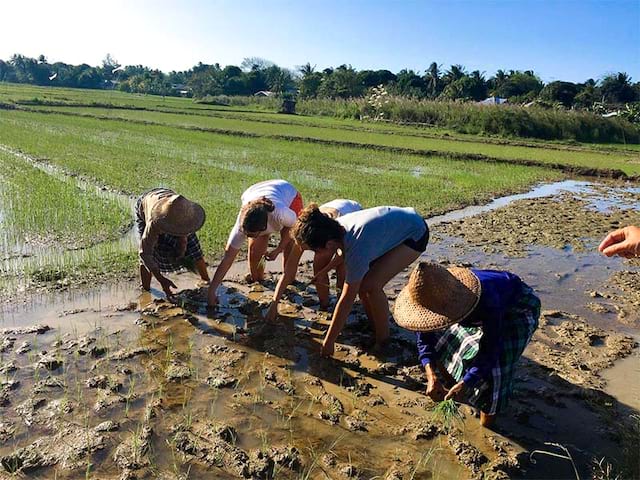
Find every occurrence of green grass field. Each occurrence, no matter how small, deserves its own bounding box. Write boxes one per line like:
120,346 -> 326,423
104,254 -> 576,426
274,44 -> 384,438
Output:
17,105 -> 640,174
1,82 -> 637,295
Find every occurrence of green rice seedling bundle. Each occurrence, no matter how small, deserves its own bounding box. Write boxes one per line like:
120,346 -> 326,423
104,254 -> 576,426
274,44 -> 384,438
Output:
432,398 -> 463,429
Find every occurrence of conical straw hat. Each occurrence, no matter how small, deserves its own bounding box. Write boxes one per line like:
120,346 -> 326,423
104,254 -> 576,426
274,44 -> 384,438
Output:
151,194 -> 206,236
394,262 -> 481,332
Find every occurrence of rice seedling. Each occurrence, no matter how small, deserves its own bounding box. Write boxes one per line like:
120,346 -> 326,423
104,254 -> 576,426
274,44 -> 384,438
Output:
530,442 -> 580,480
22,103 -> 635,172
124,377 -> 137,417
408,445 -> 440,480
432,398 -> 463,429
0,108 -> 558,266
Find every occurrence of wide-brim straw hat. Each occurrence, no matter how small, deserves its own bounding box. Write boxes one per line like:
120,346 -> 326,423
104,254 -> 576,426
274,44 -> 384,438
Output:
394,262 -> 481,332
151,194 -> 205,236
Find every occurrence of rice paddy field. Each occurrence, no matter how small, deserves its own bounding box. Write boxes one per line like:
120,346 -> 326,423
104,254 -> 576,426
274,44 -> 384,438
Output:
0,83 -> 588,295
0,83 -> 639,480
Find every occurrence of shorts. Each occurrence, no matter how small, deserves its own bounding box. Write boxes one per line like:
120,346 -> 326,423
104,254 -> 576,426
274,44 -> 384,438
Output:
403,220 -> 429,253
289,192 -> 304,216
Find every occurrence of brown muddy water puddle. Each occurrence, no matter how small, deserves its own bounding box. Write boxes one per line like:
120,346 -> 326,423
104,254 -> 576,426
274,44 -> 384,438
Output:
0,180 -> 639,479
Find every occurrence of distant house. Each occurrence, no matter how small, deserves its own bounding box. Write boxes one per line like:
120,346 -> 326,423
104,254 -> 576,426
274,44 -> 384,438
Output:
254,91 -> 274,97
171,84 -> 192,97
479,96 -> 508,105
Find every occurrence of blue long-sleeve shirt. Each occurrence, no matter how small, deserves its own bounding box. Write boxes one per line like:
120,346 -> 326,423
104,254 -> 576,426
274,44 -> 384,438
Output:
416,269 -> 523,388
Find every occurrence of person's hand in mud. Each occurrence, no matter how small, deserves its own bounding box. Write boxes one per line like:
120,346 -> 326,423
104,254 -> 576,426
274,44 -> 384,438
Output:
425,365 -> 446,401
444,380 -> 466,401
265,302 -> 279,322
158,275 -> 178,298
320,338 -> 335,357
598,225 -> 640,258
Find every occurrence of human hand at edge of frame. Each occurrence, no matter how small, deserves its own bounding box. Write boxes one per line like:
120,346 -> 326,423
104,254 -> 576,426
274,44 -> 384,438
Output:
159,276 -> 177,298
265,302 -> 279,322
320,338 -> 335,357
598,226 -> 640,258
444,380 -> 466,401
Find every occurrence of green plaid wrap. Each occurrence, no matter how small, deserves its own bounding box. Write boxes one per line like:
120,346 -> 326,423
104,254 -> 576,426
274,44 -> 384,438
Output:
433,284 -> 540,414
135,190 -> 204,273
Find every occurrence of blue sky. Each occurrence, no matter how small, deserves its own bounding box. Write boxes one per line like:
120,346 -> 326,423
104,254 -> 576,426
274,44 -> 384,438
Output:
1,0 -> 638,82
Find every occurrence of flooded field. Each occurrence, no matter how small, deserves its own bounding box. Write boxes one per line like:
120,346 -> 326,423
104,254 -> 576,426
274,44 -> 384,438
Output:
0,180 -> 638,479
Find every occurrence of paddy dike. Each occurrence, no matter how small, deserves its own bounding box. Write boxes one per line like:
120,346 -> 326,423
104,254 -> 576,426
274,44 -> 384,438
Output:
0,180 -> 638,479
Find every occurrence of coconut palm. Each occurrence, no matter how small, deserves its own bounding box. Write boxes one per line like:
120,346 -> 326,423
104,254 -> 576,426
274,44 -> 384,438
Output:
424,62 -> 442,98
442,64 -> 466,86
600,72 -> 636,104
298,62 -> 316,77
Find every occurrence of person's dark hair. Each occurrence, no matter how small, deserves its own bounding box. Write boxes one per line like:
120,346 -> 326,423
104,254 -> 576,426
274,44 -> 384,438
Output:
241,197 -> 275,233
293,203 -> 344,249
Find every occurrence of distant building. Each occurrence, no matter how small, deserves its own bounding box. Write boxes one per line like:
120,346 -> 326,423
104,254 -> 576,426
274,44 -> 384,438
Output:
479,96 -> 508,105
171,84 -> 192,97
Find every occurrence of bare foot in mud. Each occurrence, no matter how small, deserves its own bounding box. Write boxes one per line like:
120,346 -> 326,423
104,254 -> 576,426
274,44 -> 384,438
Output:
480,412 -> 496,429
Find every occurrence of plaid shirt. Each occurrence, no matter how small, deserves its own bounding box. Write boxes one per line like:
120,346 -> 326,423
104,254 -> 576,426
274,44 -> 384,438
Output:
417,269 -> 523,387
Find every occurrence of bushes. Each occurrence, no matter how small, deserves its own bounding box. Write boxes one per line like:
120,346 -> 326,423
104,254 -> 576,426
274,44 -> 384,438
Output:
294,96 -> 640,144
195,95 -> 279,110
193,93 -> 639,143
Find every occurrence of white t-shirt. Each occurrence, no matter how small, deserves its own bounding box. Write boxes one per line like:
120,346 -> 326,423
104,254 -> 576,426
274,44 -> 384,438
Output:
320,199 -> 362,217
227,180 -> 299,249
337,206 -> 427,284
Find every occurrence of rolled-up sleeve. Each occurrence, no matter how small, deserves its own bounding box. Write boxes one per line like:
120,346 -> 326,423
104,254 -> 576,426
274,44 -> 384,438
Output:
139,223 -> 160,272
416,332 -> 437,367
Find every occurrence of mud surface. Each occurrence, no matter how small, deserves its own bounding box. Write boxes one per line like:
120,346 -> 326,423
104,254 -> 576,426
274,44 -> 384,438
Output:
0,180 -> 638,479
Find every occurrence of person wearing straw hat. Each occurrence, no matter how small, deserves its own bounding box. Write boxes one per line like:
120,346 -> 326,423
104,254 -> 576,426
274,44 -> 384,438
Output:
136,187 -> 209,298
208,179 -> 303,306
394,262 -> 540,427
266,204 -> 428,356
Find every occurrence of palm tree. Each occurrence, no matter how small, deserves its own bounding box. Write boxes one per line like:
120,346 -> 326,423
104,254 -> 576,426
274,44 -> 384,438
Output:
443,64 -> 466,86
600,72 -> 636,104
424,62 -> 441,98
298,63 -> 315,77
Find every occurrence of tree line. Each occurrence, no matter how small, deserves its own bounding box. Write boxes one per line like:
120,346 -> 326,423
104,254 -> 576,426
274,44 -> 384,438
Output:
1,53 -> 638,109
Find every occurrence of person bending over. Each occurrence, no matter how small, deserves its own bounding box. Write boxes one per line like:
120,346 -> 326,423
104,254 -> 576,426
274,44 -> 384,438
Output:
394,262 -> 540,428
136,188 -> 208,297
208,179 -> 303,306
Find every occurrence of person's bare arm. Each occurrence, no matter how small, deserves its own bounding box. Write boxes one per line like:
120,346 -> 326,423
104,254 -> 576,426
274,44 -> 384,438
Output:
207,246 -> 240,306
320,281 -> 360,356
265,243 -> 304,321
266,227 -> 292,260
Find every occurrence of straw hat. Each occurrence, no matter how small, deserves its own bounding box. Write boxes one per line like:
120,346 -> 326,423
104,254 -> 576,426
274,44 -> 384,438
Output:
150,194 -> 205,236
394,262 -> 481,332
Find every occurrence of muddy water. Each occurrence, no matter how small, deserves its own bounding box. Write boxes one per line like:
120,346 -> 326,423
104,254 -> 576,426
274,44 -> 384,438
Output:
0,180 -> 639,479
